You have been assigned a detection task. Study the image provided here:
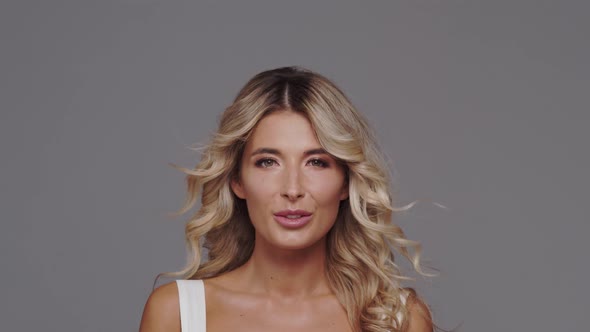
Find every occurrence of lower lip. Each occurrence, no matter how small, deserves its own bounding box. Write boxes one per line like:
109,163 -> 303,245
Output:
273,215 -> 312,229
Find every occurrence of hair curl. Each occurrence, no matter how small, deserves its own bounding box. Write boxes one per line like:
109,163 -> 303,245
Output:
168,66 -> 432,332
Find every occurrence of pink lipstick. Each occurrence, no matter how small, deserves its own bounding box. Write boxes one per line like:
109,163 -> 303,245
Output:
273,209 -> 312,229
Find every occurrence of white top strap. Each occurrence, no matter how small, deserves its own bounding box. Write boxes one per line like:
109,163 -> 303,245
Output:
176,280 -> 206,332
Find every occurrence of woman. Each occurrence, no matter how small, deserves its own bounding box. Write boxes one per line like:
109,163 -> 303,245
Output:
139,66 -> 434,332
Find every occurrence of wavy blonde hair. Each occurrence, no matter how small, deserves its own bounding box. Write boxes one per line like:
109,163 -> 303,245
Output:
170,66 -> 431,332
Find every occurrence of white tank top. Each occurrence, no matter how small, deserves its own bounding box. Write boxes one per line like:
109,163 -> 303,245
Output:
176,280 -> 206,332
176,279 -> 409,332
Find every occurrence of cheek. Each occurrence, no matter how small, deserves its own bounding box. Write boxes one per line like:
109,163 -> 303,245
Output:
306,173 -> 346,204
241,173 -> 280,202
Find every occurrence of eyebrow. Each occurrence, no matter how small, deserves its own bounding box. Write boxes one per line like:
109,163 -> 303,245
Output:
250,147 -> 328,157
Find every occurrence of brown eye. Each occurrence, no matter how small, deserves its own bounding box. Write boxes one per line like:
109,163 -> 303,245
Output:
307,158 -> 329,168
255,158 -> 277,168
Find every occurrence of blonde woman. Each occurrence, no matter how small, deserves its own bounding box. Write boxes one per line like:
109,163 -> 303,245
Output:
139,67 -> 434,332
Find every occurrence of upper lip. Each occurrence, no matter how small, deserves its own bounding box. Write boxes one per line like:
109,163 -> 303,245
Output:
274,209 -> 312,217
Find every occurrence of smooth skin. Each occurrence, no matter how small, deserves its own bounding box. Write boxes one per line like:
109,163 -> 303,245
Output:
139,110 -> 433,332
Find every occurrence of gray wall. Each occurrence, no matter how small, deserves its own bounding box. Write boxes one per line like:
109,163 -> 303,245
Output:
1,1 -> 588,331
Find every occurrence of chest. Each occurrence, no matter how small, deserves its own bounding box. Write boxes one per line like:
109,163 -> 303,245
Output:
206,296 -> 353,332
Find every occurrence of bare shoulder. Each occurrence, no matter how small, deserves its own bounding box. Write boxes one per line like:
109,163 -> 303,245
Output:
405,290 -> 434,332
138,281 -> 180,332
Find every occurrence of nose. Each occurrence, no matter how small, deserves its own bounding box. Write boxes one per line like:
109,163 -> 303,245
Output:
280,166 -> 305,201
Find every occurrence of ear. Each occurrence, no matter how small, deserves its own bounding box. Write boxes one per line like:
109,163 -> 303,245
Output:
339,183 -> 349,201
231,178 -> 247,199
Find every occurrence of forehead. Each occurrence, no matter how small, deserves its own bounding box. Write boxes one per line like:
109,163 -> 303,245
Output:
245,111 -> 320,150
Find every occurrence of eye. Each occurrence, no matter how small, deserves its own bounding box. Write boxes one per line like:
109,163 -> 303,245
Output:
255,158 -> 278,168
307,158 -> 329,168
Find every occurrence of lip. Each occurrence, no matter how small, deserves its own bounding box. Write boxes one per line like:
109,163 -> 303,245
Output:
273,209 -> 313,229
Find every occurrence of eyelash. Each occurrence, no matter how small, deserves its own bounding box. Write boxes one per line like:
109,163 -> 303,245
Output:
254,158 -> 330,168
255,158 -> 277,168
307,158 -> 329,168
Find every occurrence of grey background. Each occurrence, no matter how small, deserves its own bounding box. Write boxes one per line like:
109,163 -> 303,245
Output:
1,1 -> 588,331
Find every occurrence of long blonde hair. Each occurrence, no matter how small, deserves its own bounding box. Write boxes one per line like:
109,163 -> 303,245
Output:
171,66 -> 431,331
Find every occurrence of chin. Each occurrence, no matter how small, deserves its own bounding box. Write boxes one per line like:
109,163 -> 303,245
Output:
266,232 -> 328,252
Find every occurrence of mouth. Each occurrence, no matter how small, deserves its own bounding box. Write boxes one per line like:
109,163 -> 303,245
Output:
274,209 -> 312,217
273,209 -> 313,229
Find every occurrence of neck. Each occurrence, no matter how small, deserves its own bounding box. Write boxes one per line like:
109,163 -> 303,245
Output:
238,237 -> 331,299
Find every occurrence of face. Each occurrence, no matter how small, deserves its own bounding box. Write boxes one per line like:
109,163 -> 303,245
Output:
231,110 -> 349,251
